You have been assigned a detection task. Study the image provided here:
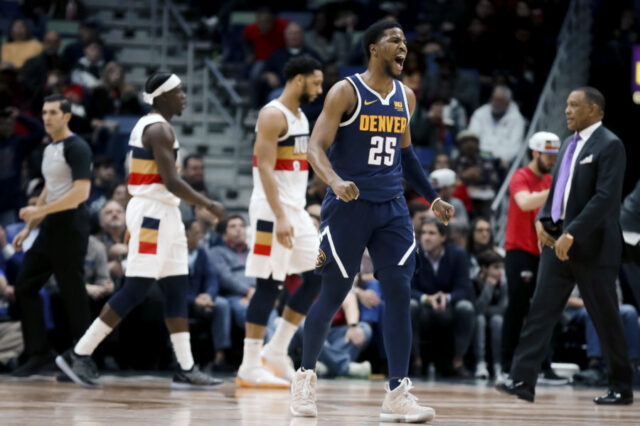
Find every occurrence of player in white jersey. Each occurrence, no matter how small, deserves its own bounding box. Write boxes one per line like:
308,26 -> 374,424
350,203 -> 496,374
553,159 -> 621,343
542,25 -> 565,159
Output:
56,72 -> 225,389
236,56 -> 325,388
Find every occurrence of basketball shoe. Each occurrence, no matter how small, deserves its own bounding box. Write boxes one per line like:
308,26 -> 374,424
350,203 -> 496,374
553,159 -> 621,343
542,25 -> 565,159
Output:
380,378 -> 436,423
262,348 -> 296,382
236,364 -> 290,388
290,368 -> 317,417
172,365 -> 224,390
55,349 -> 100,388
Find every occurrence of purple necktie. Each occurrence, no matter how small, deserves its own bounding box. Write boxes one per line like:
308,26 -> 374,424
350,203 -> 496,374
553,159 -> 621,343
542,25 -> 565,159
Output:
551,133 -> 581,222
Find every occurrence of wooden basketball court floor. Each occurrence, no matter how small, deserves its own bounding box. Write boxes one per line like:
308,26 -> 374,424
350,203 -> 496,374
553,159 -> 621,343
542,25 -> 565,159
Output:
0,374 -> 637,425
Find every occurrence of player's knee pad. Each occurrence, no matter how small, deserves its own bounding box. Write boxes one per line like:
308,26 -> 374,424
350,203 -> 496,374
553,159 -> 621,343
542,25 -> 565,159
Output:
108,276 -> 154,318
158,275 -> 189,318
287,271 -> 322,315
245,277 -> 281,326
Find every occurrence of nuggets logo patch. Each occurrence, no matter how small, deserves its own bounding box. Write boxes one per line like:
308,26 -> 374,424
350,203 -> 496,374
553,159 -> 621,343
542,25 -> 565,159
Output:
316,248 -> 326,268
394,101 -> 404,112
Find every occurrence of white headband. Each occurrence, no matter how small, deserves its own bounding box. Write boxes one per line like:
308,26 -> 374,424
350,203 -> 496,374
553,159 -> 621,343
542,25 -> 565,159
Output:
142,74 -> 181,105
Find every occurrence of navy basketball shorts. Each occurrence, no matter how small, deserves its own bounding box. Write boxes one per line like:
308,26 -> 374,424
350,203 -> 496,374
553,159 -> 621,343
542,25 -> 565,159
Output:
315,195 -> 416,278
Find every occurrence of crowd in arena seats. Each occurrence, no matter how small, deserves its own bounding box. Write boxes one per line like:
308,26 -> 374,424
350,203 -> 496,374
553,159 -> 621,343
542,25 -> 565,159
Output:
0,0 -> 639,386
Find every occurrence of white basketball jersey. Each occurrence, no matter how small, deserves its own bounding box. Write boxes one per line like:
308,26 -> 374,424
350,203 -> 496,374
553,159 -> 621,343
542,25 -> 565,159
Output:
127,113 -> 181,206
251,100 -> 310,209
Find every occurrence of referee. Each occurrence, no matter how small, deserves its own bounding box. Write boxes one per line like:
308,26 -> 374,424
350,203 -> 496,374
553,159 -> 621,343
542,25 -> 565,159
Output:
12,94 -> 92,376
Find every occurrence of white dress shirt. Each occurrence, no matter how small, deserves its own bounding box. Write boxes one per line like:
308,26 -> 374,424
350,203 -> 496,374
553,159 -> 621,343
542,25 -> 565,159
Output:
561,121 -> 602,219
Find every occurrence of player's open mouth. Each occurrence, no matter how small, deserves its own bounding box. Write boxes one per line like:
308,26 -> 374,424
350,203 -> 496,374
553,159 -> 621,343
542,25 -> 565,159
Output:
394,56 -> 405,71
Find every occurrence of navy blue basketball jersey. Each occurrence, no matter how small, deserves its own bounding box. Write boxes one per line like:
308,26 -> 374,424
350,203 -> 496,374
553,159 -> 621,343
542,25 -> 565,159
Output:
327,73 -> 410,202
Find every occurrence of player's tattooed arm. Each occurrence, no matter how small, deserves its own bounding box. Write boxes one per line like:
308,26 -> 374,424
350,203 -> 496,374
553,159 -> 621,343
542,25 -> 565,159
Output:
144,122 -> 225,219
308,80 -> 360,202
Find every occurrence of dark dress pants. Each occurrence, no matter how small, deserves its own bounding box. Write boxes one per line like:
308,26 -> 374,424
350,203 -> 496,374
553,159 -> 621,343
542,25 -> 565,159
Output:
15,207 -> 91,356
511,246 -> 632,393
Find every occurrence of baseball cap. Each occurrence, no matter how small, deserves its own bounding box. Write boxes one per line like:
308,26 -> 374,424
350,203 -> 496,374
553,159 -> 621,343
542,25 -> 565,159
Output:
528,131 -> 560,154
429,168 -> 456,189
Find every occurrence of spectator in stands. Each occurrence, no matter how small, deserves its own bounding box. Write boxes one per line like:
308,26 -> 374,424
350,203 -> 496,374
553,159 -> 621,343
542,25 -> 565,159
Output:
97,200 -> 127,282
408,201 -> 431,234
448,220 -> 469,251
0,62 -> 28,111
22,30 -> 66,110
467,217 -> 503,279
0,106 -> 46,226
260,24 -> 320,102
107,183 -> 128,210
290,291 -> 372,378
87,156 -> 118,216
194,204 -> 223,249
0,268 -> 22,372
209,215 -> 267,331
244,7 -> 289,105
1,19 -> 43,69
304,10 -> 350,66
411,97 -> 456,151
429,168 -> 468,225
422,53 -> 479,116
452,130 -> 501,218
184,219 -> 231,371
179,153 -> 207,221
567,283 -> 640,380
472,250 -> 507,380
468,85 -> 526,165
71,38 -> 107,89
411,217 -> 474,378
62,19 -> 114,68
86,61 -> 142,119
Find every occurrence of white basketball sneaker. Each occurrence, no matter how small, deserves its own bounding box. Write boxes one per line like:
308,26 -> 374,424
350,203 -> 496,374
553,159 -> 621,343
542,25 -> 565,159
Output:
236,364 -> 289,389
380,378 -> 435,423
262,349 -> 296,383
290,368 -> 317,417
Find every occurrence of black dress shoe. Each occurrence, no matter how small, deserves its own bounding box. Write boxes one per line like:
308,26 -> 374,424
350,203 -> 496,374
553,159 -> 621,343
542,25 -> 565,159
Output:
593,389 -> 633,405
496,381 -> 535,402
12,353 -> 54,377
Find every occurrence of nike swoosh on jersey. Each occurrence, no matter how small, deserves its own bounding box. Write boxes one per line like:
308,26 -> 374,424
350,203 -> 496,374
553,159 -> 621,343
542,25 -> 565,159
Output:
364,99 -> 377,105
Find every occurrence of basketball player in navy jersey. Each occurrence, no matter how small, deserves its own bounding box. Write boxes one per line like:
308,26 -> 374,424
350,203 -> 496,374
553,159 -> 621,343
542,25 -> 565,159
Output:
290,21 -> 454,423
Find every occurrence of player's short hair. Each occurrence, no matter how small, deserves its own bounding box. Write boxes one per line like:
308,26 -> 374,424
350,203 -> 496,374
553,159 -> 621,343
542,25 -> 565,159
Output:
282,55 -> 323,82
43,94 -> 71,113
575,86 -> 605,114
362,20 -> 403,59
145,72 -> 173,94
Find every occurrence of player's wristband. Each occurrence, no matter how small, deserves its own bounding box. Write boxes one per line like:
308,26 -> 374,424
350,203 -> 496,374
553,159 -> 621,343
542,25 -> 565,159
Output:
348,323 -> 358,328
430,197 -> 442,211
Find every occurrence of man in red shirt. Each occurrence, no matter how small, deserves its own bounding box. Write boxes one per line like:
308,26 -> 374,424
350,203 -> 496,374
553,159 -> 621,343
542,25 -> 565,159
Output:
244,7 -> 289,106
501,131 -> 559,381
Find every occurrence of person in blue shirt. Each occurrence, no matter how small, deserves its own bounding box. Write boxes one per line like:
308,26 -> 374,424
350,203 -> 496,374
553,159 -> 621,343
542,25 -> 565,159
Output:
290,20 -> 454,423
184,218 -> 231,371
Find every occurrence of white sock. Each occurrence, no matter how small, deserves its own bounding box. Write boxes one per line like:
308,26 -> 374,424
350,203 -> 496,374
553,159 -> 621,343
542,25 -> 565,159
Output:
263,319 -> 298,356
74,318 -> 113,356
170,332 -> 194,371
242,338 -> 263,368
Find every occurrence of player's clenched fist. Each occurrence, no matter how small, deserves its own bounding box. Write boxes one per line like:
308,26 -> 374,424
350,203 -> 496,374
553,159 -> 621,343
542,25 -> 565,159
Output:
331,179 -> 360,202
432,199 -> 455,225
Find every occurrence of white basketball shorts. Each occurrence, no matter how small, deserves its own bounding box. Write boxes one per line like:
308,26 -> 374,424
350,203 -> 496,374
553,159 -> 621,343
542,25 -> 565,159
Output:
125,196 -> 188,280
245,200 -> 319,281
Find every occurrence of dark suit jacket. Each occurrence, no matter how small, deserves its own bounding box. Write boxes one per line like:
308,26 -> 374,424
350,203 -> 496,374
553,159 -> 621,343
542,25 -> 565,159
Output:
186,248 -> 220,309
411,243 -> 474,304
537,125 -> 626,266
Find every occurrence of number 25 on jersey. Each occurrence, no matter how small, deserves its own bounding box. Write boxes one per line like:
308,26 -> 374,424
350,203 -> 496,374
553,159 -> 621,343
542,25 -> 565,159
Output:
368,136 -> 396,166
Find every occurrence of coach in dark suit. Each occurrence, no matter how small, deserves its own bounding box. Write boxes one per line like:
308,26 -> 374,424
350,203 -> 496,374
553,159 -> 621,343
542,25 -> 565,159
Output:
498,87 -> 633,404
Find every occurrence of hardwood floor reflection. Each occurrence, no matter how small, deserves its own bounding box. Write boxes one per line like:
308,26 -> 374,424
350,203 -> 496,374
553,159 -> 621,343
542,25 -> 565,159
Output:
0,374 -> 636,425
